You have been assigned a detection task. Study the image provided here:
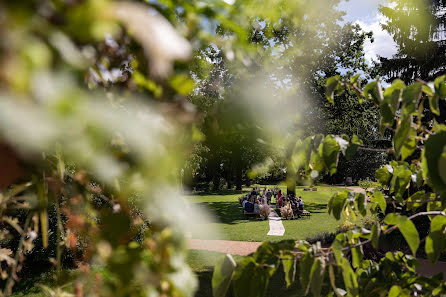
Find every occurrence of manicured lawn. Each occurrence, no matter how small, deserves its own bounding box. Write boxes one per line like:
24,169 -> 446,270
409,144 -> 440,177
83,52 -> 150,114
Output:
188,185 -> 348,242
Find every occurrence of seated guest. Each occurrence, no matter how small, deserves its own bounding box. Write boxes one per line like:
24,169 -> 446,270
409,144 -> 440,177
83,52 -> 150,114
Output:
242,197 -> 248,209
254,200 -> 260,214
278,195 -> 284,208
297,196 -> 305,211
245,199 -> 254,212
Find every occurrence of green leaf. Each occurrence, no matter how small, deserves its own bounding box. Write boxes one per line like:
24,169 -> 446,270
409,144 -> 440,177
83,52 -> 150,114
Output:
310,136 -> 325,172
300,252 -> 313,293
429,95 -> 440,116
380,102 -> 394,127
363,81 -> 383,105
427,200 -> 445,220
407,191 -> 428,211
351,246 -> 363,268
328,192 -> 347,220
326,76 -> 340,104
212,254 -> 236,297
233,257 -> 275,297
388,285 -> 402,297
394,114 -> 411,158
390,165 -> 412,202
375,166 -> 391,186
309,258 -> 325,297
371,191 -> 386,213
322,135 -> 340,176
384,214 -> 420,255
356,193 -> 367,217
422,131 -> 446,192
434,75 -> 446,98
402,82 -> 422,114
254,240 -> 295,265
401,128 -> 417,161
340,257 -> 358,296
383,79 -> 405,113
282,255 -> 296,288
169,74 -> 195,95
332,233 -> 346,264
370,223 -> 380,249
422,84 -> 434,97
349,74 -> 361,84
345,135 -> 361,160
425,215 -> 446,264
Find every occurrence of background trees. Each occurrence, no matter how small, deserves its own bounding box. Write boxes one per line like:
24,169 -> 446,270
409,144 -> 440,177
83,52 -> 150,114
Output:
1,1 -> 445,297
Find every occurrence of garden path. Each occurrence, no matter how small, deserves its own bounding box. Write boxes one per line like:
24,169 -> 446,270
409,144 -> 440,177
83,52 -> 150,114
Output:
267,210 -> 285,236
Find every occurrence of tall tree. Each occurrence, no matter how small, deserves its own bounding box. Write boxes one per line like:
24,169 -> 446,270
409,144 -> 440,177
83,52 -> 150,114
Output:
378,0 -> 446,83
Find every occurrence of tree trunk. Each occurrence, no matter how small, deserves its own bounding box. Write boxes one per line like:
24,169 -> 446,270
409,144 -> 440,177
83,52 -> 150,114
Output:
227,162 -> 232,190
235,168 -> 242,190
286,177 -> 296,196
182,167 -> 193,191
213,171 -> 220,191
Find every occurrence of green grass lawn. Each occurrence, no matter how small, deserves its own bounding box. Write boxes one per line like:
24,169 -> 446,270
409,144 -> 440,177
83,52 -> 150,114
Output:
188,185 -> 347,242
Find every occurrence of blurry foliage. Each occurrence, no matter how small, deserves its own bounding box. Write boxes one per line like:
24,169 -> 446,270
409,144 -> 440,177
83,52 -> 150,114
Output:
1,0 -> 446,297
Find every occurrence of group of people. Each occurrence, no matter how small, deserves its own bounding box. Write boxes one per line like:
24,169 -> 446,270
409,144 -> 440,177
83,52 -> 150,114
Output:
241,187 -> 273,214
276,190 -> 305,212
240,186 -> 306,215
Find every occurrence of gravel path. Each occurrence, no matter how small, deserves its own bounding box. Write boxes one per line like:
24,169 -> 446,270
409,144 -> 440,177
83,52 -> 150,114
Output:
267,210 -> 285,236
188,239 -> 262,256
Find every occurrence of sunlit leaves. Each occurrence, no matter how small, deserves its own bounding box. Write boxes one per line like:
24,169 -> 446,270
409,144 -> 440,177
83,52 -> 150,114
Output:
282,253 -> 296,288
344,134 -> 362,161
384,79 -> 405,114
375,166 -> 391,186
371,191 -> 386,213
370,223 -> 380,249
390,165 -> 412,202
328,191 -> 347,220
300,251 -> 314,293
233,257 -> 275,297
363,81 -> 383,105
111,1 -> 192,78
212,254 -> 236,297
254,240 -> 295,264
401,128 -> 417,161
384,214 -> 420,256
434,75 -> 446,99
394,113 -> 411,158
422,131 -> 446,192
429,95 -> 440,116
407,191 -> 429,211
401,82 -> 422,114
388,285 -> 410,297
309,258 -> 325,297
169,74 -> 195,95
326,76 -> 340,104
339,257 -> 358,297
322,135 -> 340,176
425,215 -> 446,264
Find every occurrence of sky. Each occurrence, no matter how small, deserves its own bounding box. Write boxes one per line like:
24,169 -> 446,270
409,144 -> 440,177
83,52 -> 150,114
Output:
338,0 -> 398,64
